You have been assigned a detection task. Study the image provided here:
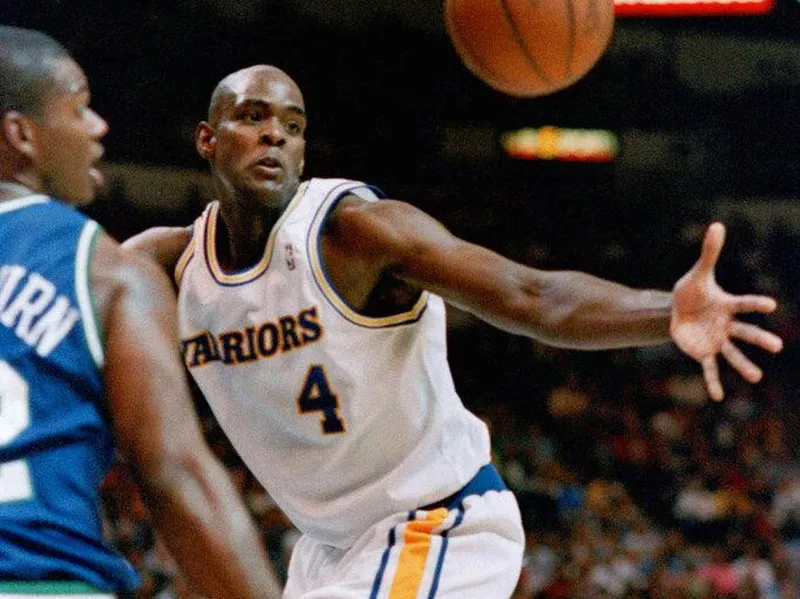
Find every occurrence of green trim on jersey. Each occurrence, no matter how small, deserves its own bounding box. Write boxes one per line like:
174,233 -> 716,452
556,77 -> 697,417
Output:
0,580 -> 110,594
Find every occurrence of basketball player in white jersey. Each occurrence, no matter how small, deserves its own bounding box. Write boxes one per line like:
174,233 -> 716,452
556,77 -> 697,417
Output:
123,65 -> 783,599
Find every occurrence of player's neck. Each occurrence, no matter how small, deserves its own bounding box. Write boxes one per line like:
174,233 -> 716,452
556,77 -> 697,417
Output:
213,182 -> 299,270
214,204 -> 276,271
0,182 -> 37,201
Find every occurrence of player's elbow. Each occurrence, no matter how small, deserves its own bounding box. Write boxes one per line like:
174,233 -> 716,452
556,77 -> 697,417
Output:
136,446 -> 215,510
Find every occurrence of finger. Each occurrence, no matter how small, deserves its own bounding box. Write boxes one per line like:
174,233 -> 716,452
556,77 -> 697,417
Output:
702,355 -> 724,402
731,295 -> 778,314
696,222 -> 726,275
729,321 -> 784,353
721,341 -> 763,383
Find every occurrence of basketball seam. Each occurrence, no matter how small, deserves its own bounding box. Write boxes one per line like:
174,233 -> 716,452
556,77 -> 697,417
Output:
499,0 -> 554,86
446,0 -> 518,93
565,0 -> 576,78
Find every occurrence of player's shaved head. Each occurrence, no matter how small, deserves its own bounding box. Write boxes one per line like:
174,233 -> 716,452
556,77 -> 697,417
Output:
207,65 -> 304,125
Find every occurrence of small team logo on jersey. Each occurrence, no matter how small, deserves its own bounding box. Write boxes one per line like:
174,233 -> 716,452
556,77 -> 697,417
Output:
285,243 -> 296,270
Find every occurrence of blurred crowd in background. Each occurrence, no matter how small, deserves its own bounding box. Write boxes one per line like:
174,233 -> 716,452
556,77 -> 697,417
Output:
93,186 -> 799,599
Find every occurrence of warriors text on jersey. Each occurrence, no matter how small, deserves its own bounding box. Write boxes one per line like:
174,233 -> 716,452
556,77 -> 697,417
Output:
0,196 -> 139,592
176,178 -> 493,549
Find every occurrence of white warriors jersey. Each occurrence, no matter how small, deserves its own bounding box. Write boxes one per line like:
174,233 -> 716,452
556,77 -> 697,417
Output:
175,178 -> 492,549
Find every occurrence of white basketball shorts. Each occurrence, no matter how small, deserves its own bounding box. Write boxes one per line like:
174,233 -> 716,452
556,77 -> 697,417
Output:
284,464 -> 525,599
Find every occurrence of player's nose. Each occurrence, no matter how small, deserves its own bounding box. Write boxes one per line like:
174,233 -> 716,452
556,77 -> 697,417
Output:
88,108 -> 109,140
259,117 -> 286,146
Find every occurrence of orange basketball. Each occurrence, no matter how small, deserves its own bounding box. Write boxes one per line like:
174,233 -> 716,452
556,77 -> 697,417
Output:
445,0 -> 615,97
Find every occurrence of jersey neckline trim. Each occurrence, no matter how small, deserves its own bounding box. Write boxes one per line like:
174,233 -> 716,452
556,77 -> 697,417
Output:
0,195 -> 50,214
203,181 -> 310,286
174,232 -> 196,288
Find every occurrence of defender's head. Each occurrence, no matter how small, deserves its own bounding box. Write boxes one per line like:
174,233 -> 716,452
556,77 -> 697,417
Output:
0,26 -> 107,205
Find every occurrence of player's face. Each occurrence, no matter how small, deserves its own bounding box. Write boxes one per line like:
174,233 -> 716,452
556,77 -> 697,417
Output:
205,69 -> 306,208
30,58 -> 108,206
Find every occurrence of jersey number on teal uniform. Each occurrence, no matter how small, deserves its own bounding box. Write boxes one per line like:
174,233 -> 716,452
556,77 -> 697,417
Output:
0,361 -> 33,503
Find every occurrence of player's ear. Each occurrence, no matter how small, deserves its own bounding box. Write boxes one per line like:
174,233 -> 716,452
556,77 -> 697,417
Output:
195,121 -> 216,160
2,111 -> 37,159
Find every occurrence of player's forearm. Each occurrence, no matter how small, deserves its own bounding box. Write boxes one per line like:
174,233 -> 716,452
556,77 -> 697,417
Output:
140,452 -> 282,599
514,270 -> 673,349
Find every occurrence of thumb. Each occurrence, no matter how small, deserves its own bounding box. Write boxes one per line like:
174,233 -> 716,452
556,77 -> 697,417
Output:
695,222 -> 726,275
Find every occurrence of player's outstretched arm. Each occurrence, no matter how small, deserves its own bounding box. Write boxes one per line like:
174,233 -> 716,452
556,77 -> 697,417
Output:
93,233 -> 282,599
329,197 -> 782,399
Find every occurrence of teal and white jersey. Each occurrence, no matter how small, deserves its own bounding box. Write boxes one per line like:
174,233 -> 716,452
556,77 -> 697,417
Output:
0,195 -> 138,592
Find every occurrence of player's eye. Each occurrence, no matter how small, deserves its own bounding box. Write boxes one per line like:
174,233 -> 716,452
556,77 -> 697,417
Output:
286,121 -> 301,135
238,109 -> 263,122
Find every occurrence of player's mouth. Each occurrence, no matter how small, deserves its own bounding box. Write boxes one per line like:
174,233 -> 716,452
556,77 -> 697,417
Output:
89,147 -> 105,188
253,156 -> 283,178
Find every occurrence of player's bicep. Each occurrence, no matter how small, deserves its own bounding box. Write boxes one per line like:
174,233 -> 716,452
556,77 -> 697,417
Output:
341,200 -> 546,331
397,236 -> 544,329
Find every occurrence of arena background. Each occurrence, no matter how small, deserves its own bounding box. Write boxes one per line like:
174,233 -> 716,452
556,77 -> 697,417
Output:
2,1 -> 798,597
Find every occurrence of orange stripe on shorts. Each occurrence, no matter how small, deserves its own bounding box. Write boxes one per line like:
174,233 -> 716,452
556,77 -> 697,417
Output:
387,508 -> 449,599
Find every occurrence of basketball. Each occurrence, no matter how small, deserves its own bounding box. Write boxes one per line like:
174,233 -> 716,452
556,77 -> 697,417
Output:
445,0 -> 615,97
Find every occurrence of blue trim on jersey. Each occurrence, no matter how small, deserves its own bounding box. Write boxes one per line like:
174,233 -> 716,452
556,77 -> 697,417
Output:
442,463 -> 507,510
428,508 -> 466,598
369,524 -> 398,599
309,182 -> 430,329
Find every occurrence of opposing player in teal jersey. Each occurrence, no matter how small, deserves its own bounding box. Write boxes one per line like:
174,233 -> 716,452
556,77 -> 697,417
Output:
0,27 -> 282,598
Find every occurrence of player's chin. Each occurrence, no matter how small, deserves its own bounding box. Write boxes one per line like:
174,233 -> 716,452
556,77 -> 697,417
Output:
64,176 -> 99,207
255,176 -> 293,198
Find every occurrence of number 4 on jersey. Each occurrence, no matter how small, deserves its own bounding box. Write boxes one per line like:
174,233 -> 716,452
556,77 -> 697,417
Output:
297,364 -> 346,434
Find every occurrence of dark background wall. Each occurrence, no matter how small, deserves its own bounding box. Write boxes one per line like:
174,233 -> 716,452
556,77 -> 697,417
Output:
2,1 -> 798,278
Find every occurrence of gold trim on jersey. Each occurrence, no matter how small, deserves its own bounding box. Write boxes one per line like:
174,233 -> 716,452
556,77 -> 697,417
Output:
307,187 -> 428,328
173,233 -> 196,288
204,182 -> 310,285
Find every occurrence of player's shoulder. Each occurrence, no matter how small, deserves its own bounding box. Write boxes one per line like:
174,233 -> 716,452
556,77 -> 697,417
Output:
305,176 -> 384,203
0,196 -> 101,266
121,224 -> 193,273
1,193 -> 89,226
122,224 -> 193,252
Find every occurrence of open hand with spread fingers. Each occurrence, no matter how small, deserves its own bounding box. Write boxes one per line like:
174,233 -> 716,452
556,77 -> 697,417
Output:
670,222 -> 784,402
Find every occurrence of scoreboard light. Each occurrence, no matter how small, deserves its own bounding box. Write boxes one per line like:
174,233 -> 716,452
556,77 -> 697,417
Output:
613,0 -> 776,16
501,126 -> 619,162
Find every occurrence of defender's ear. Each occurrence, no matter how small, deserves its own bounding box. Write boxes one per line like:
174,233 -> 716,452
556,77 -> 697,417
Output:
195,121 -> 216,160
2,112 -> 37,158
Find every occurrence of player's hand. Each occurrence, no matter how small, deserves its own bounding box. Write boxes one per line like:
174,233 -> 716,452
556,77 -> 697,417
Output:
670,222 -> 783,401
